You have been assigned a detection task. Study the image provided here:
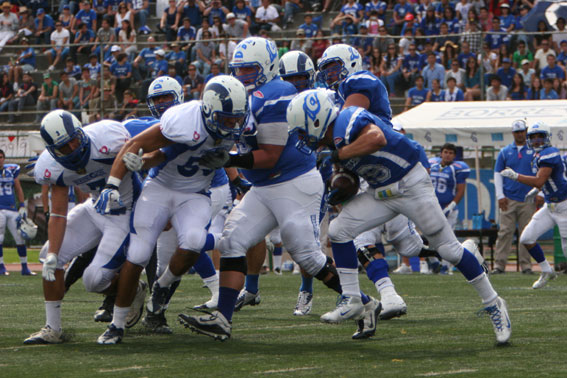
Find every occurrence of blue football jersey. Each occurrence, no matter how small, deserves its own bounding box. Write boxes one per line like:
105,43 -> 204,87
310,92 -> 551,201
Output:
238,79 -> 316,186
338,70 -> 392,127
333,107 -> 420,188
0,164 -> 20,210
211,168 -> 229,188
429,157 -> 470,208
533,147 -> 567,203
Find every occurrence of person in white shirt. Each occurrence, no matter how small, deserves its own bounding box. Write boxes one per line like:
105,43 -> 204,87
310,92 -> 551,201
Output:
0,2 -> 18,52
255,0 -> 281,32
47,21 -> 71,71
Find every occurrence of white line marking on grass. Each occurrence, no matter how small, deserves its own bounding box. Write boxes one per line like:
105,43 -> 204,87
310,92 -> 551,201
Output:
98,365 -> 149,373
416,368 -> 478,376
254,367 -> 318,374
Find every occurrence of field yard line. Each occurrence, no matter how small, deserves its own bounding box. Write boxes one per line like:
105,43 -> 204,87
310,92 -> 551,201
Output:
98,365 -> 149,373
254,366 -> 318,374
416,369 -> 478,376
239,323 -> 327,331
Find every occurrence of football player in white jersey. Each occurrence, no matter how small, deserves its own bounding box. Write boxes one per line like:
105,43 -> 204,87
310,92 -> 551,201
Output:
94,75 -> 249,344
24,110 -> 147,345
287,89 -> 512,345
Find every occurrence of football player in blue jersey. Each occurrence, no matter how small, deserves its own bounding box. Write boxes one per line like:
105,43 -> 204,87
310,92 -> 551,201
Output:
0,149 -> 34,276
502,122 -> 567,289
287,89 -> 512,345
317,43 -> 392,126
180,37 -> 379,341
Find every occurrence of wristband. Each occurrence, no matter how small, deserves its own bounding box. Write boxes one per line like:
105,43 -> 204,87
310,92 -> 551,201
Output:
106,176 -> 121,188
227,153 -> 254,169
231,176 -> 242,186
19,203 -> 25,208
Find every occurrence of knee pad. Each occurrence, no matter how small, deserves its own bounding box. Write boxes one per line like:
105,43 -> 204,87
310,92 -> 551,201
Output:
315,258 -> 342,294
328,219 -> 356,244
178,228 -> 207,253
357,245 -> 384,266
127,234 -> 156,267
436,240 -> 464,265
393,233 -> 423,257
220,256 -> 247,275
82,266 -> 114,293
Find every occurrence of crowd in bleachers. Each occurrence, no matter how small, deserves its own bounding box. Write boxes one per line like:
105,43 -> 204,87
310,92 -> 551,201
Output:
0,0 -> 564,123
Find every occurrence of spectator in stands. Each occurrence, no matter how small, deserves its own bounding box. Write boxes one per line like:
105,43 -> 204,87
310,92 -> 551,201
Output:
110,52 -> 132,103
59,5 -> 75,32
457,41 -> 475,68
433,22 -> 454,52
282,0 -> 303,29
196,19 -> 216,40
418,40 -> 439,69
552,18 -> 567,51
380,43 -> 402,96
299,13 -> 318,38
498,3 -> 514,32
167,42 -> 186,77
93,0 -> 108,30
444,76 -> 464,101
331,0 -> 363,34
47,21 -> 71,71
365,10 -> 383,36
479,41 -> 498,80
486,75 -> 508,101
92,16 -> 116,60
183,63 -> 204,100
12,6 -> 35,44
518,59 -> 535,88
497,57 -> 516,88
534,39 -> 556,72
74,22 -> 96,59
392,0 -> 413,35
290,29 -> 312,56
401,13 -> 417,36
446,59 -> 466,90
179,0 -> 205,29
401,43 -> 420,87
192,31 -> 218,76
512,40 -> 533,69
255,0 -> 281,32
233,0 -> 253,26
84,53 -> 102,80
460,18 -> 481,54
506,73 -> 527,100
455,0 -> 472,21
204,0 -> 229,25
540,55 -> 565,89
373,25 -> 394,54
398,28 -> 413,55
311,29 -> 328,62
9,37 -> 35,90
478,6 -> 492,32
540,78 -> 559,100
35,73 -> 59,122
440,40 -> 458,69
115,2 -> 133,32
557,40 -> 567,68
224,12 -> 249,39
426,77 -> 444,102
88,65 -> 116,122
178,17 -> 196,46
485,17 -> 507,52
420,6 -> 440,36
161,0 -> 181,41
118,19 -> 137,60
204,62 -> 221,83
167,64 -> 183,86
152,49 -> 168,77
64,57 -> 82,80
129,0 -> 149,31
0,73 -> 13,114
217,31 -> 236,70
104,45 -> 121,67
110,88 -> 138,121
423,52 -> 445,89
74,1 -> 97,32
0,2 -> 17,53
526,77 -> 542,100
533,20 -> 552,52
404,75 -> 428,111
365,0 -> 386,22
133,35 -> 157,81
58,71 -> 79,111
369,46 -> 381,75
79,67 -> 97,110
8,72 -> 37,123
464,56 -> 481,100
105,0 -> 120,19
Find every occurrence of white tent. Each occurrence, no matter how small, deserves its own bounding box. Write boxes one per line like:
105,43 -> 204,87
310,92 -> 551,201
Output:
393,100 -> 567,147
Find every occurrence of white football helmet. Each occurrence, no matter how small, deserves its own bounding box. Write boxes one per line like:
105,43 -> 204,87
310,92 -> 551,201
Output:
527,121 -> 552,152
286,89 -> 338,154
229,37 -> 279,92
147,76 -> 184,118
18,218 -> 38,241
40,110 -> 90,171
201,75 -> 249,139
279,50 -> 315,92
317,44 -> 362,89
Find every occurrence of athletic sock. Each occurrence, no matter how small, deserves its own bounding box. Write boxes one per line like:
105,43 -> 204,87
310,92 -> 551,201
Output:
527,244 -> 552,272
203,273 -> 219,296
112,306 -> 130,330
17,245 -> 27,264
193,251 -> 216,280
244,274 -> 259,294
299,276 -> 313,294
157,266 -> 181,288
376,278 -> 396,299
45,300 -> 62,331
0,244 -> 4,264
469,273 -> 498,305
365,258 -> 389,283
332,241 -> 361,297
218,287 -> 239,322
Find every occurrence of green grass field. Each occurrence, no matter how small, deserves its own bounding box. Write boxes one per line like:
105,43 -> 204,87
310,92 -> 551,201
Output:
1,270 -> 566,377
1,248 -> 40,263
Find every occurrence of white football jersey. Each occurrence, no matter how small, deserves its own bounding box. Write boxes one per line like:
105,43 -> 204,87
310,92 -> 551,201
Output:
34,120 -> 141,209
148,100 -> 235,193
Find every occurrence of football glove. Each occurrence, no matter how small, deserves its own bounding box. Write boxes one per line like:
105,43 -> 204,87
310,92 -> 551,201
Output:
500,168 -> 519,181
443,201 -> 457,216
42,253 -> 57,281
525,187 -> 539,202
199,149 -> 230,170
122,148 -> 144,172
94,184 -> 125,215
18,205 -> 27,220
231,176 -> 252,196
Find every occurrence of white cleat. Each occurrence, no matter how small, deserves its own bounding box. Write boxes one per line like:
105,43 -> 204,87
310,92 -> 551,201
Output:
532,271 -> 557,289
24,326 -> 63,345
393,264 -> 412,274
462,239 -> 488,273
97,324 -> 124,345
420,260 -> 431,274
320,295 -> 365,324
234,289 -> 261,311
193,293 -> 219,311
379,294 -> 407,320
292,262 -> 301,275
293,290 -> 313,316
352,297 -> 381,339
481,297 -> 511,345
179,310 -> 231,341
126,280 -> 147,328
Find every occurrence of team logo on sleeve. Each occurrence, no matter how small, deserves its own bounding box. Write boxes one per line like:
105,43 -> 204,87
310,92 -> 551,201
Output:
99,146 -> 109,154
44,169 -> 51,178
193,131 -> 201,141
334,137 -> 343,145
253,90 -> 264,98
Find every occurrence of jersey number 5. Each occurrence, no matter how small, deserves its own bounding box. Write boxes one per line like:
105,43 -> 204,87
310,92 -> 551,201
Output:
178,156 -> 213,177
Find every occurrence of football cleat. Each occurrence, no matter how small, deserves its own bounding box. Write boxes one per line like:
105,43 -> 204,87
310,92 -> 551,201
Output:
94,295 -> 115,323
479,296 -> 511,345
126,281 -> 147,328
293,291 -> 313,316
0,263 -> 9,275
419,260 -> 431,274
292,262 -> 301,275
142,310 -> 173,334
379,293 -> 407,320
24,326 -> 63,345
178,311 -> 231,341
393,264 -> 412,274
193,292 -> 219,311
273,267 -> 282,275
234,289 -> 261,312
97,324 -> 124,345
148,281 -> 170,314
532,271 -> 557,289
320,295 -> 365,324
352,297 -> 381,340
21,266 -> 37,276
462,239 -> 488,274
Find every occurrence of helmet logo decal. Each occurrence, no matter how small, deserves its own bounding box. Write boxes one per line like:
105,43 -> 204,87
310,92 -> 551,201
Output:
303,92 -> 321,123
266,40 -> 277,63
348,46 -> 360,61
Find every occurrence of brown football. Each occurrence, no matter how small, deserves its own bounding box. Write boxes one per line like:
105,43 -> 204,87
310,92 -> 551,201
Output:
329,168 -> 360,205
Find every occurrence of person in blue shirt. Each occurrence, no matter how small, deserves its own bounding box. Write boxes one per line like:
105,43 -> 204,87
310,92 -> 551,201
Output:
405,75 -> 428,111
540,55 -> 565,82
9,37 -> 35,88
166,42 -> 186,76
73,22 -> 96,59
204,62 -> 220,83
457,41 -> 476,68
401,43 -> 421,85
177,17 -> 196,44
286,89 -> 512,345
443,77 -> 464,101
0,149 -> 34,276
330,0 -> 363,35
426,78 -> 445,101
365,0 -> 387,20
75,0 -> 97,31
34,8 -> 54,45
486,17 -> 509,51
493,120 -> 540,275
84,54 -> 102,80
499,3 -> 515,33
501,122 -> 567,289
540,78 -> 559,100
400,13 -> 418,36
423,52 -> 445,89
496,58 -> 516,88
64,57 -> 82,80
298,13 -> 318,38
557,40 -> 567,68
133,36 -> 157,81
110,52 -> 132,102
420,6 -> 441,36
392,0 -> 413,35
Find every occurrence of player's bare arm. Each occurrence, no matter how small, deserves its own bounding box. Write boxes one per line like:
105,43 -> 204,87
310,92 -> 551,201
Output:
336,124 -> 386,160
47,185 -> 70,256
343,93 -> 370,110
516,166 -> 552,189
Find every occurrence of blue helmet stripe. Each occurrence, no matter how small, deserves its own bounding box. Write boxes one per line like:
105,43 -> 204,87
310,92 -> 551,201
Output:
61,112 -> 76,137
297,53 -> 307,73
207,82 -> 232,113
40,127 -> 54,145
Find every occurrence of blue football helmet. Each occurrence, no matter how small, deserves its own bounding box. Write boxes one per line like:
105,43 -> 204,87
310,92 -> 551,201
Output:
40,110 -> 91,171
317,44 -> 362,89
147,76 -> 184,119
279,50 -> 315,92
229,37 -> 279,92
